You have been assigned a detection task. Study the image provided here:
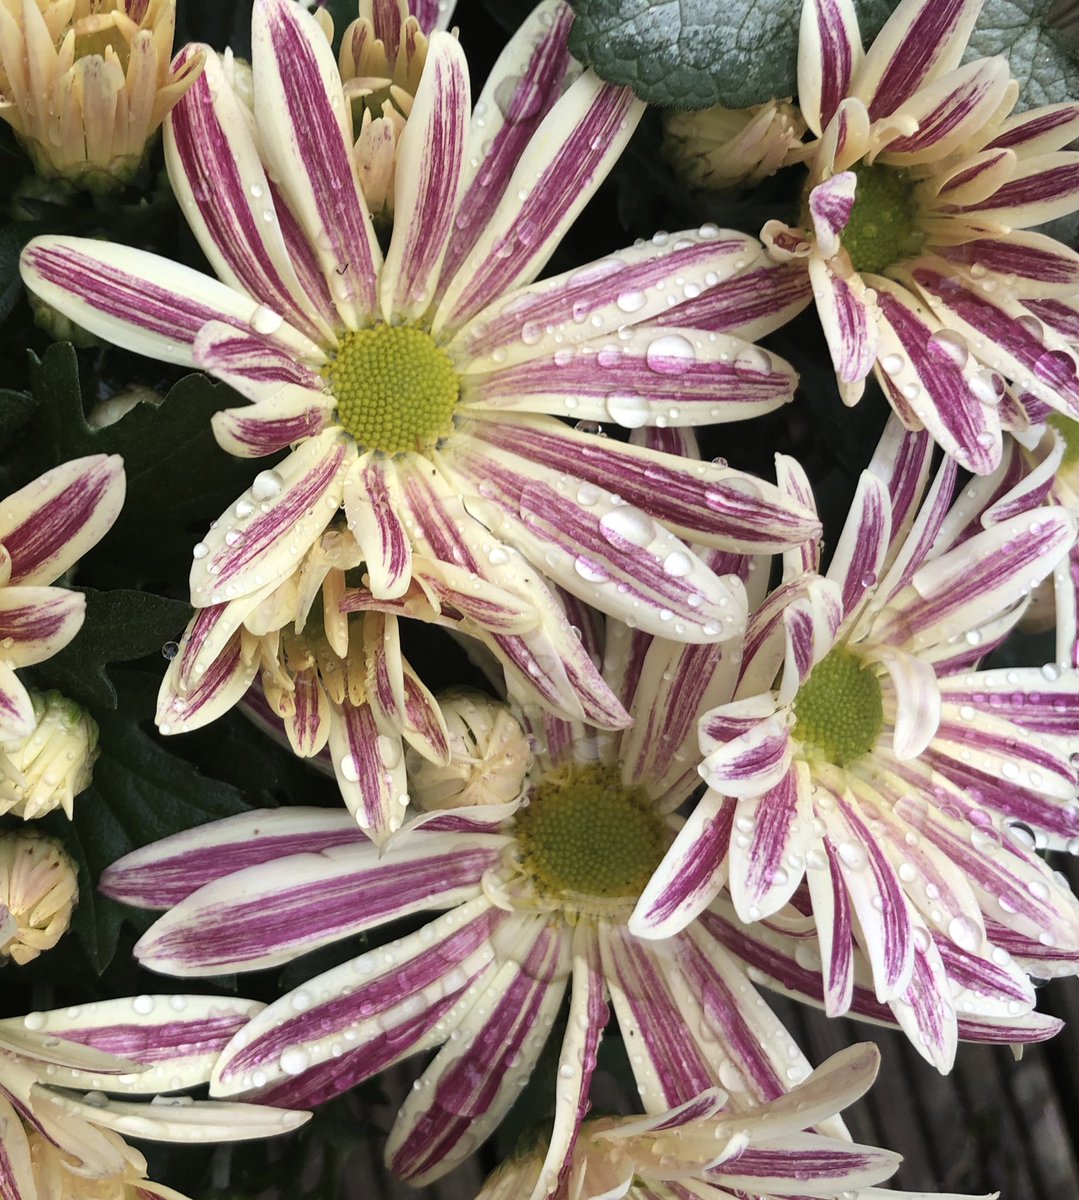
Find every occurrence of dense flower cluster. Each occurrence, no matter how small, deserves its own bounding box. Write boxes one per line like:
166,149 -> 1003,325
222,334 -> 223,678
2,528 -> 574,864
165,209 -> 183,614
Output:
3,0 -> 1079,1196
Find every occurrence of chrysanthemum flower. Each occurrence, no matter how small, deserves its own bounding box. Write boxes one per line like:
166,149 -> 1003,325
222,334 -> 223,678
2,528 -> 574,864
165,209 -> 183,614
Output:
0,831 -> 77,963
0,688 -> 99,819
665,99 -> 807,191
766,0 -> 1079,473
102,610 -> 833,1196
0,995 -> 308,1200
21,0 -> 818,657
633,416 -> 1079,1069
156,524 -> 453,841
474,1044 -> 987,1200
0,0 -> 203,188
0,456 -> 124,741
324,0 -> 457,220
24,1133 -> 191,1200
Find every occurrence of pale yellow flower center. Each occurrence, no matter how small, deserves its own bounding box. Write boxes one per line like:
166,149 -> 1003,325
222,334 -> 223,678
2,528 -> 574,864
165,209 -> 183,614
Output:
324,324 -> 459,455
792,647 -> 883,766
842,164 -> 922,275
514,763 -> 669,901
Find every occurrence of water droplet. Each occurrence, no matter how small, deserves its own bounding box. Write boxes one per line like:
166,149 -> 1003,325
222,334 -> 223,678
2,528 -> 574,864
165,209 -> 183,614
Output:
250,305 -> 284,336
279,1045 -> 311,1075
616,290 -> 647,313
881,353 -> 905,376
161,641 -> 179,661
252,469 -> 284,501
733,346 -> 772,377
132,995 -> 155,1016
599,508 -> 656,548
926,329 -> 969,368
645,333 -> 696,374
605,392 -> 651,428
340,754 -> 360,783
192,542 -> 209,559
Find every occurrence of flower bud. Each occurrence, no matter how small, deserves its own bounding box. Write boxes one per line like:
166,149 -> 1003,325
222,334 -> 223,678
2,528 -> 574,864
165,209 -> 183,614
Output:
0,690 -> 99,819
408,692 -> 531,810
664,99 -> 806,191
0,831 -> 78,964
0,0 -> 204,190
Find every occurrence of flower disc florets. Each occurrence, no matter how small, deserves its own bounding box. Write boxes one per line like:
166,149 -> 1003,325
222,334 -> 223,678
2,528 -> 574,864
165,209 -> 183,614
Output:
514,763 -> 668,905
325,324 -> 459,454
841,164 -> 922,275
792,646 -> 884,766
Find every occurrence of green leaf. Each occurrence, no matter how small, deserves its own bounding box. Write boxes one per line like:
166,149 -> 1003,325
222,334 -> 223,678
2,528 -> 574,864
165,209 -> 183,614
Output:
966,0 -> 1079,111
568,0 -> 895,110
34,588 -> 191,709
29,342 -> 267,589
41,670 -> 251,973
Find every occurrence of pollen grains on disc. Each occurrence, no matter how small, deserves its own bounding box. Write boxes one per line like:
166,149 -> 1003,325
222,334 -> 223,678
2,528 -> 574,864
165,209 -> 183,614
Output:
513,763 -> 669,904
840,163 -> 923,276
325,323 -> 459,455
792,646 -> 884,767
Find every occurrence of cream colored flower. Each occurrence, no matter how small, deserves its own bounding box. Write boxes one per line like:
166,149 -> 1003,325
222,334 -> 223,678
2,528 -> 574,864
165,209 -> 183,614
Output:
407,691 -> 531,809
0,0 -> 203,188
0,689 -> 99,819
0,831 -> 77,964
25,1132 -> 191,1200
314,0 -> 457,220
664,99 -> 806,191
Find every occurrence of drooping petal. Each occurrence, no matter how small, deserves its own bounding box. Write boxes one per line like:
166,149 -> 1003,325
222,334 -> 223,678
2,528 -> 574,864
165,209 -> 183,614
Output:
326,699 -> 408,841
343,453 -> 412,599
808,256 -> 878,391
189,432 -> 352,608
698,716 -> 793,799
193,318 -> 327,401
0,586 -> 85,666
0,455 -> 125,586
809,171 -> 856,258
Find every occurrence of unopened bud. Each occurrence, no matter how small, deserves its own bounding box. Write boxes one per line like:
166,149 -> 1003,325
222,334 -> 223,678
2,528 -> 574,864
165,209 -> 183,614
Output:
0,832 -> 78,965
664,100 -> 806,191
408,692 -> 531,810
0,690 -> 99,820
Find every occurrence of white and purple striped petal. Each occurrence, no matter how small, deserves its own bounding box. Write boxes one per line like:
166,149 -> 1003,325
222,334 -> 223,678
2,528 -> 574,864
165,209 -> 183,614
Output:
798,0 -> 863,134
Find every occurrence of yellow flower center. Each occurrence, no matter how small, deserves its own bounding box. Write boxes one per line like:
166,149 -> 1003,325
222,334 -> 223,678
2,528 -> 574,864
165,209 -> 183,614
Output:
325,324 -> 459,455
792,647 -> 883,766
514,764 -> 669,902
1048,411 -> 1079,470
841,164 -> 922,275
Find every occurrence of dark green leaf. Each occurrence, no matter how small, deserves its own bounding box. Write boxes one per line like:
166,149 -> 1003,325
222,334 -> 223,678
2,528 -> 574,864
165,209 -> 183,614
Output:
29,342 -> 268,590
43,670 -> 251,972
568,0 -> 896,110
967,0 -> 1079,111
34,588 -> 191,709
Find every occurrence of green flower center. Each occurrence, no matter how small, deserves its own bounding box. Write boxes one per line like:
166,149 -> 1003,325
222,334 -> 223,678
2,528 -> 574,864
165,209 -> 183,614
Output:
514,764 -> 669,902
1048,411 -> 1079,470
792,647 -> 883,766
325,324 -> 459,455
841,164 -> 921,276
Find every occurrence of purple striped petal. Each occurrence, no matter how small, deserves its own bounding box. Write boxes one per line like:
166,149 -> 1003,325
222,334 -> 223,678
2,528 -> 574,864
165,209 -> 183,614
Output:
380,33 -> 469,320
937,231 -> 1079,294
386,919 -> 570,1184
711,1134 -> 900,1194
654,258 -> 813,341
0,587 -> 85,666
434,75 -> 643,333
0,456 -> 125,586
874,280 -> 1001,474
809,172 -> 856,257
193,319 -> 326,401
937,666 -> 1079,740
252,0 -> 380,327
281,668 -> 330,757
699,716 -> 792,797
164,46 -> 337,345
434,0 -> 578,292
210,390 -> 332,459
798,0 -> 862,134
808,257 -> 878,388
879,58 -> 1011,163
156,629 -> 258,734
630,790 -> 735,939
99,809 -> 359,910
986,102 -> 1079,156
326,699 -> 407,841
779,578 -> 844,701
460,325 -> 796,427
727,761 -> 815,920
805,841 -> 856,1015
451,229 -> 762,368
855,0 -> 982,121
827,472 -> 891,618
343,454 -> 411,599
134,833 -> 503,975
952,152 -> 1079,227
20,237 -> 314,368
212,897 -> 502,1100
450,436 -> 748,643
458,414 -> 821,551
934,146 -> 1017,205
189,432 -> 352,608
